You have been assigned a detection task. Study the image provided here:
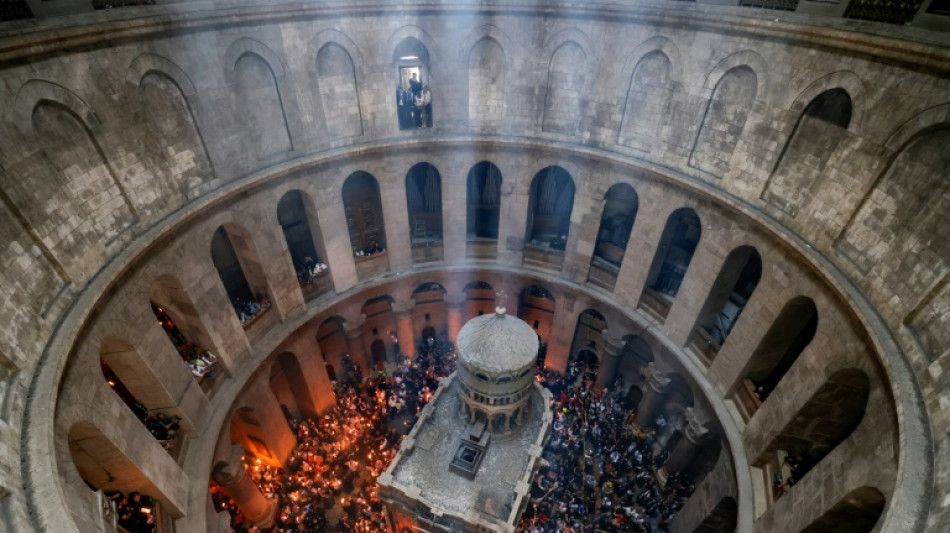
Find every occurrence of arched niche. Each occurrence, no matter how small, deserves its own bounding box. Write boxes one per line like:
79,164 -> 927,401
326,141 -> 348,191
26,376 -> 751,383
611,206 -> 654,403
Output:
638,208 -> 702,320
619,50 -> 673,151
542,41 -> 586,135
277,189 -> 331,300
342,171 -> 389,279
211,224 -> 271,330
731,296 -> 818,421
393,37 -> 432,130
689,65 -> 758,178
314,42 -> 363,138
405,162 -> 444,264
518,285 -> 556,344
149,299 -> 222,394
137,69 -> 214,199
799,486 -> 885,533
269,352 -> 316,420
232,52 -> 292,165
466,161 -> 503,259
763,88 -> 853,216
755,369 -> 870,502
688,245 -> 762,364
589,183 -> 639,289
468,37 -> 506,127
568,309 -> 607,378
524,166 -> 575,268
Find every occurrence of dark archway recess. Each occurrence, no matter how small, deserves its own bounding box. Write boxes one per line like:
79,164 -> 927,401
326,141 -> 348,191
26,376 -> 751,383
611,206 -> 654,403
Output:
277,190 -> 331,299
732,296 -> 818,421
589,183 -> 639,290
466,161 -> 503,259
406,162 -> 443,264
524,166 -> 575,268
568,309 -> 607,379
688,245 -> 762,364
639,208 -> 702,320
799,486 -> 885,533
270,352 -> 316,419
342,171 -> 389,279
211,225 -> 271,329
756,369 -> 870,502
691,497 -> 738,533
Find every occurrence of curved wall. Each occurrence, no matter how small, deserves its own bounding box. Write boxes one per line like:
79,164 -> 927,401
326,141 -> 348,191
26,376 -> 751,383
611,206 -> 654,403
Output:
0,2 -> 946,533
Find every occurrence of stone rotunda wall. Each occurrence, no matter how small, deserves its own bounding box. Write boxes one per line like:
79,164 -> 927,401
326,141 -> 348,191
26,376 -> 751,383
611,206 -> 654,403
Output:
0,2 -> 945,533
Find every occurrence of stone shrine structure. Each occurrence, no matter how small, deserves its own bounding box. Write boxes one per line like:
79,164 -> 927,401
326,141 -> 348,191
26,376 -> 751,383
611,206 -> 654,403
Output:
378,308 -> 553,532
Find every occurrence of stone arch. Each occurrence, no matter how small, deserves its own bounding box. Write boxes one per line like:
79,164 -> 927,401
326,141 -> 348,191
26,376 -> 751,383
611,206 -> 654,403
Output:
836,125 -> 950,278
130,56 -> 214,198
688,245 -> 763,360
342,171 -> 389,278
459,23 -> 514,62
312,33 -> 364,139
67,421 -> 181,515
386,24 -> 438,67
618,47 -> 675,151
763,86 -> 854,216
620,35 -> 684,87
467,35 -> 507,126
11,79 -> 101,138
223,37 -> 287,82
754,368 -> 870,486
269,352 -> 316,419
125,53 -> 197,97
787,70 -> 865,134
525,166 -> 575,250
799,486 -> 885,533
731,296 -> 818,419
883,102 -> 950,150
405,162 -> 444,250
589,182 -> 638,285
702,49 -> 769,102
277,189 -> 331,299
466,161 -> 503,243
211,223 -> 272,323
540,36 -> 588,135
689,64 -> 759,177
638,207 -> 702,319
569,309 -> 607,375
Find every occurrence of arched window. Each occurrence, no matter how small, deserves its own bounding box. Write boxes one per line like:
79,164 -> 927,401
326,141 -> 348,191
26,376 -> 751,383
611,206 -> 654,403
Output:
755,369 -> 869,504
688,246 -> 762,364
466,161 -> 503,259
342,171 -> 389,279
732,297 -> 818,421
394,37 -> 432,130
762,88 -> 852,216
278,190 -> 331,299
525,166 -> 575,268
589,183 -> 639,289
638,208 -> 702,320
689,66 -> 757,178
211,225 -> 271,330
405,163 -> 443,264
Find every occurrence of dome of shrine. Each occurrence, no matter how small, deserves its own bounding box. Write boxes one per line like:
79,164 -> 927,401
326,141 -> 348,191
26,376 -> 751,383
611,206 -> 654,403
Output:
457,310 -> 538,374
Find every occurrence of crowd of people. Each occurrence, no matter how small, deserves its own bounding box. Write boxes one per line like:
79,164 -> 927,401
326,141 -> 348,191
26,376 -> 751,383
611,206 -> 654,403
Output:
104,491 -> 158,533
213,328 -> 695,533
233,295 -> 272,326
520,366 -> 696,532
296,255 -> 329,288
102,360 -> 183,453
153,304 -> 220,380
354,241 -> 385,258
213,333 -> 458,532
396,72 -> 433,129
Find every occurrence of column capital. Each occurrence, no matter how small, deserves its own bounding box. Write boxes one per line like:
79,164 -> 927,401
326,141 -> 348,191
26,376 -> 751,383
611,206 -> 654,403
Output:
344,314 -> 366,335
684,407 -> 711,444
646,362 -> 671,393
602,329 -> 626,357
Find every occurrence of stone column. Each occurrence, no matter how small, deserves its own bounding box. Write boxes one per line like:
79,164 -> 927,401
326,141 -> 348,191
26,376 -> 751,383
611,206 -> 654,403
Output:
212,444 -> 277,529
393,301 -> 416,358
664,408 -> 710,474
637,363 -> 671,427
545,294 -> 580,373
595,329 -> 625,390
446,293 -> 466,345
344,319 -> 371,376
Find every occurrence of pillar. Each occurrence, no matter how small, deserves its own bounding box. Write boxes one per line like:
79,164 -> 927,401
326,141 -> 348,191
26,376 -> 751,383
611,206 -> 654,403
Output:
664,408 -> 710,474
595,329 -> 625,390
345,319 -> 371,376
446,293 -> 466,346
212,444 -> 277,529
393,301 -> 416,358
637,363 -> 671,426
545,295 -> 580,373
